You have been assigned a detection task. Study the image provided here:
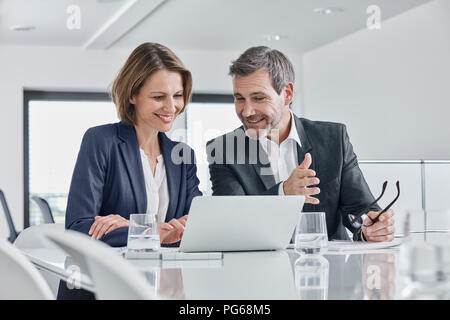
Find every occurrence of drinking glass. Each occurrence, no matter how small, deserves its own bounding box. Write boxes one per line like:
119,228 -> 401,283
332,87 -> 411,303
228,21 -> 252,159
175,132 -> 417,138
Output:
295,212 -> 328,255
399,230 -> 450,299
127,213 -> 160,252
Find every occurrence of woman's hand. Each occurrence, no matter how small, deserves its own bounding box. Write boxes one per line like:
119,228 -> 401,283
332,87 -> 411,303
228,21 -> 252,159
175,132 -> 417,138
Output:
89,214 -> 129,240
158,215 -> 188,244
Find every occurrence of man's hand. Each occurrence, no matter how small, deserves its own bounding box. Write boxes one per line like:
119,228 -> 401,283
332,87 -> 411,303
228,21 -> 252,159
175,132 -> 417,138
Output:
158,215 -> 188,244
362,209 -> 395,242
283,153 -> 320,204
89,214 -> 129,240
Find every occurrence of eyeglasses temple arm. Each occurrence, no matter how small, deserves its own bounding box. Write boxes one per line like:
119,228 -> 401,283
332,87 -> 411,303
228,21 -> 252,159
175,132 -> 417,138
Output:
350,181 -> 388,224
379,181 -> 400,215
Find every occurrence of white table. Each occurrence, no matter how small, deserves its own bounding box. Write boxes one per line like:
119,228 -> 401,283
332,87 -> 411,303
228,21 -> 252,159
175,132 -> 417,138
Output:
20,232 -> 450,300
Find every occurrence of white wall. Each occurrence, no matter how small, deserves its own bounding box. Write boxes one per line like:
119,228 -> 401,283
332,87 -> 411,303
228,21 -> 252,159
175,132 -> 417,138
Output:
0,44 -> 302,238
0,45 -> 131,239
302,0 -> 450,160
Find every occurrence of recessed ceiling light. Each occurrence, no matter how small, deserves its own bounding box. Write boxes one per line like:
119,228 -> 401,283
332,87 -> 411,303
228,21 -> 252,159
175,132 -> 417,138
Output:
314,7 -> 344,15
263,34 -> 287,41
10,25 -> 36,31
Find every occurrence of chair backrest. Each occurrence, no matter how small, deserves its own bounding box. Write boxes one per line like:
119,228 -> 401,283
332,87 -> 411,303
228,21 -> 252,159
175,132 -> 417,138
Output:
44,229 -> 158,300
14,223 -> 65,249
0,239 -> 54,299
32,196 -> 55,224
0,189 -> 20,243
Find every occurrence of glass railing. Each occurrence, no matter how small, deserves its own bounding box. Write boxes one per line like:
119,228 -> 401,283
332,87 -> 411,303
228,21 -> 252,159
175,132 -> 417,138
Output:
359,160 -> 450,233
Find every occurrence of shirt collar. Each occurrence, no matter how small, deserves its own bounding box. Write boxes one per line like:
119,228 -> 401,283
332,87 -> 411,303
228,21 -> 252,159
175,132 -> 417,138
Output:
258,110 -> 302,147
286,110 -> 302,147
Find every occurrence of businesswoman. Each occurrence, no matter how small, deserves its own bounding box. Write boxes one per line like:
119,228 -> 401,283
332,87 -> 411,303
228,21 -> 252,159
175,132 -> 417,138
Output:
64,42 -> 202,248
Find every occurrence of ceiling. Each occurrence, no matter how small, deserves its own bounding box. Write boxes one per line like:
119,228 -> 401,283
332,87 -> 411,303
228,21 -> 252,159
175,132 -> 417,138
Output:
0,0 -> 432,52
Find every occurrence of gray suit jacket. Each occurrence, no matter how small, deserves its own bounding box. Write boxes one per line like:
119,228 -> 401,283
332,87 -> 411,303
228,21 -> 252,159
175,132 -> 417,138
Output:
206,115 -> 380,240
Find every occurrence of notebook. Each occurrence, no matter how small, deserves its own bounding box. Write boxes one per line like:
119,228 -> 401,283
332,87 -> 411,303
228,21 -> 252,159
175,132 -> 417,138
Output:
122,247 -> 223,260
327,238 -> 403,252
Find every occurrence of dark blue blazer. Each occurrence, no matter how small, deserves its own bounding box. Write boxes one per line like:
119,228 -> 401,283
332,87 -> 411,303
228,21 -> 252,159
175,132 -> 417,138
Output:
65,122 -> 202,247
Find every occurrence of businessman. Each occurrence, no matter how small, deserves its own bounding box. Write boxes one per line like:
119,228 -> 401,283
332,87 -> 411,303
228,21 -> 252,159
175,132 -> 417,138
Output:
206,46 -> 395,241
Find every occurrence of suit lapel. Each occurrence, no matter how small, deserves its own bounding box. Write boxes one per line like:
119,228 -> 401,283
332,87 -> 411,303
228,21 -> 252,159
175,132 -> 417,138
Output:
248,133 -> 276,190
117,122 -> 147,213
294,115 -> 314,171
159,132 -> 180,222
293,115 -> 317,212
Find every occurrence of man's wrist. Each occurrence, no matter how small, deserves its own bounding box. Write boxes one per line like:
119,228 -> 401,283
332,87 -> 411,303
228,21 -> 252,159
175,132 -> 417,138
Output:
361,229 -> 367,241
278,181 -> 286,195
353,228 -> 367,242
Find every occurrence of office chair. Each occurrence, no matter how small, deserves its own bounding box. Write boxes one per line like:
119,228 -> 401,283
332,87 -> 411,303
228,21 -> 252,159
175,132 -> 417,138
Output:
0,239 -> 54,299
44,229 -> 159,300
0,189 -> 20,243
32,196 -> 55,224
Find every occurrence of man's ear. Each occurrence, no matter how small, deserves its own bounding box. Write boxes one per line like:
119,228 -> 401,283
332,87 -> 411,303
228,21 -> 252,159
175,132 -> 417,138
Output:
283,82 -> 294,106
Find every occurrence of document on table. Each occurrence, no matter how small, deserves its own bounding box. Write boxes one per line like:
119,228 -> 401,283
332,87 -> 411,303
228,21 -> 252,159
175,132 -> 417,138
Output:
118,247 -> 224,260
327,238 -> 402,251
160,248 -> 223,261
286,238 -> 402,251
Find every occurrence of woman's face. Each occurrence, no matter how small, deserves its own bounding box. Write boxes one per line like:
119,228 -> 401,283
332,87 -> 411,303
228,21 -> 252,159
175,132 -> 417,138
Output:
130,69 -> 184,132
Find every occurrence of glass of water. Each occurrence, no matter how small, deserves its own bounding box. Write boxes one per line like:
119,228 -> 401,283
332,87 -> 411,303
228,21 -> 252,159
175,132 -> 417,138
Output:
127,214 -> 160,252
400,233 -> 450,299
295,212 -> 328,255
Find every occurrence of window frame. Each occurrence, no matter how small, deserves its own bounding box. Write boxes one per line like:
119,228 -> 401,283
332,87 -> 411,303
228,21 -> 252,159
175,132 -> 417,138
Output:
23,90 -> 110,228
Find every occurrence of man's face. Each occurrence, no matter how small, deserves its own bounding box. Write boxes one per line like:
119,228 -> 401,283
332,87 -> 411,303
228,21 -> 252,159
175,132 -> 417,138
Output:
233,69 -> 288,139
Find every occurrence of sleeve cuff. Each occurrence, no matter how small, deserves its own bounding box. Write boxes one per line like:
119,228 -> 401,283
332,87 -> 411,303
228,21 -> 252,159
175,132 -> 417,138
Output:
353,228 -> 367,242
278,181 -> 286,195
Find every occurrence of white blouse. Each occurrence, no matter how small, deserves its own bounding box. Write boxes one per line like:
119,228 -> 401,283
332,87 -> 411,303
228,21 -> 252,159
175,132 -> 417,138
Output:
139,149 -> 170,223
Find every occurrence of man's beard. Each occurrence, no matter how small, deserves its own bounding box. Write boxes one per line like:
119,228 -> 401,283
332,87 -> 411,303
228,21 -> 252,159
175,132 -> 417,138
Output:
242,114 -> 282,140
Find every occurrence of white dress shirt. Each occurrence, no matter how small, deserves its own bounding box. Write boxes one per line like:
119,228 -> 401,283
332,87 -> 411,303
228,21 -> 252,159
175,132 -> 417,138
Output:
258,111 -> 302,195
139,150 -> 170,223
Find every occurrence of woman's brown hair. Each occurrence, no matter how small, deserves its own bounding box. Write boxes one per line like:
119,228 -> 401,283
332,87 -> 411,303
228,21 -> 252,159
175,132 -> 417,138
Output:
111,42 -> 192,125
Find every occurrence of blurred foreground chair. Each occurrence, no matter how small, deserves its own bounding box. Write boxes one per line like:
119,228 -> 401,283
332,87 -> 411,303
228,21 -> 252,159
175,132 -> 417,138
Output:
43,229 -> 159,300
13,223 -> 71,299
0,189 -> 20,243
32,196 -> 55,224
0,239 -> 54,299
14,223 -> 65,249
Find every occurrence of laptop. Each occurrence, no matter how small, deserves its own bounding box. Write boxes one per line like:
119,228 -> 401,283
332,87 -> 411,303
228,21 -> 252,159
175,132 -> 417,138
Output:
179,195 -> 305,252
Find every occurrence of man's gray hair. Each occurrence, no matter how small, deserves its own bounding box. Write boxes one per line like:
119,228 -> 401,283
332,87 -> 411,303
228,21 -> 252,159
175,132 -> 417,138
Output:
229,46 -> 295,95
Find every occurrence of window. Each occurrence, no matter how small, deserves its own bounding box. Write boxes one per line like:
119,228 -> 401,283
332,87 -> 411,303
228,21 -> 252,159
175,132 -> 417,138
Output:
186,94 -> 240,194
24,91 -> 238,226
24,91 -> 117,227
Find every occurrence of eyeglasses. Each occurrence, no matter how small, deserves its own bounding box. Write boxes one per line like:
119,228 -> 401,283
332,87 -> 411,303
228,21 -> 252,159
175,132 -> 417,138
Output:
349,181 -> 400,228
